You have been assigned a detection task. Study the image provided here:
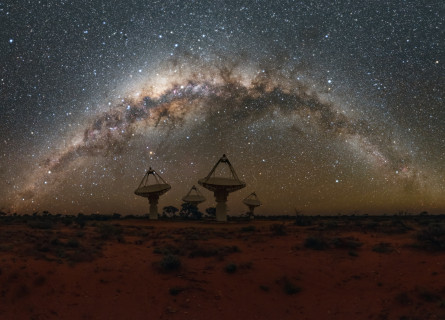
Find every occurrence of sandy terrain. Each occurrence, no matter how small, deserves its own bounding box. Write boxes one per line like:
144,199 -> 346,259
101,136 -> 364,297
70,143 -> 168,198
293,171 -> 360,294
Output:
0,216 -> 444,319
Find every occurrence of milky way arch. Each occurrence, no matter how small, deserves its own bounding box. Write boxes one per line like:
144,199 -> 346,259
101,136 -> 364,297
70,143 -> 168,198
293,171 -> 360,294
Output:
8,61 -> 431,214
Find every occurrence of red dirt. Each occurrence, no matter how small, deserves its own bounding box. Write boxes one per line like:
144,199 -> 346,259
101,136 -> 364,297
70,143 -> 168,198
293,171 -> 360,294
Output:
0,219 -> 444,319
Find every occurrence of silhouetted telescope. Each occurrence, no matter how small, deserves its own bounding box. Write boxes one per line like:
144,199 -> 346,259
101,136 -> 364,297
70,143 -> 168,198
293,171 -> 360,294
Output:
198,154 -> 246,222
134,167 -> 171,220
243,192 -> 261,219
182,185 -> 206,206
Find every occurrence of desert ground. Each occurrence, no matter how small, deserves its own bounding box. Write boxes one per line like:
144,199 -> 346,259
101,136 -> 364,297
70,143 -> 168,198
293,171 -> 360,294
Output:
0,214 -> 444,320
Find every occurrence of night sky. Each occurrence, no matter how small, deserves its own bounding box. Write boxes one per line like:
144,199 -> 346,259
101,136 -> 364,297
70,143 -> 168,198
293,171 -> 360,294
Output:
1,1 -> 444,215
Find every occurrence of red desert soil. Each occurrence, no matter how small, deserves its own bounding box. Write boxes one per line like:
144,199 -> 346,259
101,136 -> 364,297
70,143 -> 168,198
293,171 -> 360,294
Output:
0,218 -> 444,319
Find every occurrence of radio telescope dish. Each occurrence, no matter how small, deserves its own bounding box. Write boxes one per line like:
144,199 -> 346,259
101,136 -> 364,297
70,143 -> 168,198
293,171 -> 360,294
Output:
243,192 -> 261,219
198,154 -> 246,222
134,167 -> 171,220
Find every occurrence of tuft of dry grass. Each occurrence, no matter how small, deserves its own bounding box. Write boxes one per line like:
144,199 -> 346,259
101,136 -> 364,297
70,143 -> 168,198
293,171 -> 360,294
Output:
304,236 -> 328,250
270,223 -> 287,236
158,254 -> 181,272
372,242 -> 393,253
415,224 -> 445,251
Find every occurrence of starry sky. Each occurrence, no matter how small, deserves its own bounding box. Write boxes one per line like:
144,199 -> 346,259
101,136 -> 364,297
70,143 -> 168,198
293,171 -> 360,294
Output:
1,0 -> 444,215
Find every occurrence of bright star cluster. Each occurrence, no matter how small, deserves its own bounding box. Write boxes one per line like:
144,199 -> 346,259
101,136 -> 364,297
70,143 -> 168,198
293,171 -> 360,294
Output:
0,1 -> 443,215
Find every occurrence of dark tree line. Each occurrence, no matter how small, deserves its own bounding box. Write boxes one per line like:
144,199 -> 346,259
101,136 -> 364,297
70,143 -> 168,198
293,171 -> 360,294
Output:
161,204 -> 215,220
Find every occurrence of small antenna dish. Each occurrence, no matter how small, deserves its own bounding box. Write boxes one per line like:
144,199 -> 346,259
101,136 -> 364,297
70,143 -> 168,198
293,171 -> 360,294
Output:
198,154 -> 246,221
134,167 -> 171,220
243,192 -> 261,219
182,185 -> 206,206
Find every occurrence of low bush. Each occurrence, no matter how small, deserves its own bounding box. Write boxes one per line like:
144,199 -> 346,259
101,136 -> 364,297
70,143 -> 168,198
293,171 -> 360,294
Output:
283,278 -> 301,295
372,242 -> 393,253
348,250 -> 358,257
96,223 -> 123,241
417,287 -> 441,302
153,244 -> 183,256
294,215 -> 313,226
331,237 -> 363,250
188,245 -> 218,258
259,285 -> 269,292
395,292 -> 412,306
224,263 -> 237,274
270,223 -> 286,236
304,236 -> 328,250
66,238 -> 80,248
159,254 -> 181,271
27,220 -> 53,229
240,225 -> 256,232
169,286 -> 184,296
416,224 -> 445,251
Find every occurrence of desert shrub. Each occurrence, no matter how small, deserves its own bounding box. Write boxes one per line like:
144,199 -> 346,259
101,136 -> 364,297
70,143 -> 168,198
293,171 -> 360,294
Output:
331,237 -> 363,249
270,223 -> 286,236
96,223 -> 123,240
229,245 -> 240,253
34,275 -> 46,287
395,292 -> 412,306
224,263 -> 237,274
294,215 -> 313,226
259,285 -> 270,292
66,238 -> 80,248
348,250 -> 358,257
162,205 -> 179,218
75,218 -> 86,228
15,284 -> 30,299
188,244 -> 239,259
389,219 -> 412,232
61,216 -> 74,226
50,238 -> 61,246
205,207 -> 216,217
55,247 -> 67,259
153,247 -> 162,254
153,244 -> 183,256
324,221 -> 338,230
179,203 -> 203,220
219,245 -> 240,259
112,213 -> 121,220
36,242 -> 50,252
363,221 -> 380,231
160,254 -> 181,271
241,225 -> 256,232
376,219 -> 412,234
34,235 -> 99,264
0,244 -> 13,252
283,278 -> 301,295
184,232 -> 204,240
160,240 -> 237,259
188,245 -> 218,258
372,242 -> 393,253
169,286 -> 184,296
239,261 -> 253,269
304,236 -> 328,250
416,224 -> 445,251
27,220 -> 53,229
417,288 -> 441,302
69,247 -> 97,263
